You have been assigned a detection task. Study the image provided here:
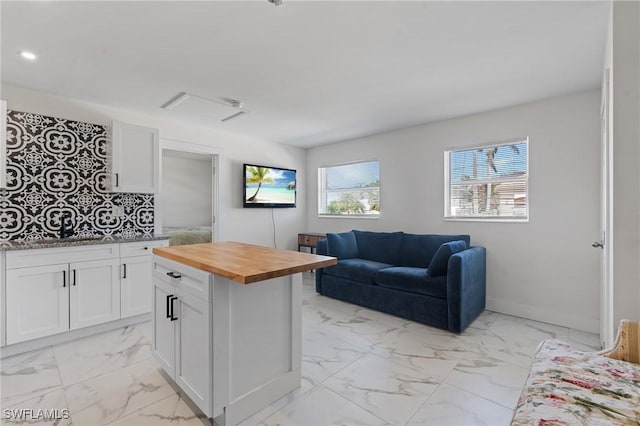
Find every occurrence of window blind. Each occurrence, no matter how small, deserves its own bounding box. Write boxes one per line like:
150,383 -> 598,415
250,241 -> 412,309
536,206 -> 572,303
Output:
446,139 -> 528,220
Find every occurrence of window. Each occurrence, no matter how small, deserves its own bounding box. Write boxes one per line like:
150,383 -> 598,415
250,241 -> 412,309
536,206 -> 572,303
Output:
318,160 -> 380,217
445,138 -> 528,221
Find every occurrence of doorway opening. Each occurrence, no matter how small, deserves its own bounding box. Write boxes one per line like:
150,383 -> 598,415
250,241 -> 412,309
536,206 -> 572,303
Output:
154,139 -> 221,246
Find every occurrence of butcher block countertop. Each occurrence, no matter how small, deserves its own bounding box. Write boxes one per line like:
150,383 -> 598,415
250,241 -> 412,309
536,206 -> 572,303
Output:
153,241 -> 337,284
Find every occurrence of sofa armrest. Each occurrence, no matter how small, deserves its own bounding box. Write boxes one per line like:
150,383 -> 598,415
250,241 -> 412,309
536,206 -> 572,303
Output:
317,239 -> 329,256
446,246 -> 486,333
316,239 -> 329,293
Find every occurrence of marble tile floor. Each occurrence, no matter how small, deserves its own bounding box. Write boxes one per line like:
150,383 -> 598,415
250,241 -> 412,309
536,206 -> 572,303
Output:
1,273 -> 602,426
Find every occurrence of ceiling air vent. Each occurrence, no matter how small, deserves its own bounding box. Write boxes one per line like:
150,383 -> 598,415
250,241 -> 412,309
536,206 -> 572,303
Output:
161,92 -> 247,122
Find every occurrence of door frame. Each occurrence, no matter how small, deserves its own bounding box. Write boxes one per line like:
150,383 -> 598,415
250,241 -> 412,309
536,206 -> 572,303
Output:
154,138 -> 223,242
600,68 -> 614,348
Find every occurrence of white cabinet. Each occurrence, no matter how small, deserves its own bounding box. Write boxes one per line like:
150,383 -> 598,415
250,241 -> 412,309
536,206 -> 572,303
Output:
5,244 -> 120,345
1,99 -> 7,189
151,252 -> 304,426
2,239 -> 168,347
121,240 -> 169,318
152,279 -> 176,374
6,258 -> 120,345
174,291 -> 211,411
152,261 -> 212,416
70,259 -> 121,329
108,120 -> 159,193
6,244 -> 119,269
121,256 -> 152,317
6,264 -> 69,344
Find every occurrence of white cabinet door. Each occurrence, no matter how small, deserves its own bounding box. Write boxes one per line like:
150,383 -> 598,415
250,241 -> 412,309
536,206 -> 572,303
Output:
6,264 -> 69,344
121,255 -> 153,318
175,290 -> 211,417
69,259 -> 121,330
109,120 -> 159,193
0,100 -> 6,189
152,278 -> 176,377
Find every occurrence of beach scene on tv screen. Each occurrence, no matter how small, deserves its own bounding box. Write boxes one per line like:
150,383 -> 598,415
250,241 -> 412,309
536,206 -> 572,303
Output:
245,166 -> 296,205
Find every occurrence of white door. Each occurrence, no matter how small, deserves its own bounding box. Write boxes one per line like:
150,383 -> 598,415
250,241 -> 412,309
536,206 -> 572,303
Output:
111,120 -> 159,193
152,278 -> 176,377
6,264 -> 69,344
121,256 -> 153,318
69,259 -> 121,330
175,290 -> 211,417
599,68 -> 614,348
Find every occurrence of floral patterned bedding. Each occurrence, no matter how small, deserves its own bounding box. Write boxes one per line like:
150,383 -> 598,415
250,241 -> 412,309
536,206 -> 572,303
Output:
511,340 -> 640,425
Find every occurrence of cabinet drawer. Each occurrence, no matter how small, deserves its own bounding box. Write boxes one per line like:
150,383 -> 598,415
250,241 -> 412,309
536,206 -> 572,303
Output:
298,234 -> 326,248
153,256 -> 211,302
121,240 -> 169,258
6,244 -> 120,269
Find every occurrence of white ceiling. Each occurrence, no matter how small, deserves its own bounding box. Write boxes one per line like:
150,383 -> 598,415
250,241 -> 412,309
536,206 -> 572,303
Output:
1,1 -> 609,148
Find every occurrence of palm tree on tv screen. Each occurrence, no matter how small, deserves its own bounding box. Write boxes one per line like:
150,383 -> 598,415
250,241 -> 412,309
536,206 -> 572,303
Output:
246,166 -> 275,202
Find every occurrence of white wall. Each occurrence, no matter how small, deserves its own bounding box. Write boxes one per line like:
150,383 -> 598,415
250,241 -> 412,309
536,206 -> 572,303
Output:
161,152 -> 212,228
2,84 -> 307,250
307,90 -> 601,332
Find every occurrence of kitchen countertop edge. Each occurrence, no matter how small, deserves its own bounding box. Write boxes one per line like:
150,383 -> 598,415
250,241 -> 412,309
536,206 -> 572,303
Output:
0,235 -> 170,251
153,242 -> 337,285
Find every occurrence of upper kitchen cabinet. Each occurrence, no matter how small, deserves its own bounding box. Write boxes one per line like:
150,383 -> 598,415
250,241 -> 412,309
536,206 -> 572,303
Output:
1,100 -> 7,188
107,120 -> 160,193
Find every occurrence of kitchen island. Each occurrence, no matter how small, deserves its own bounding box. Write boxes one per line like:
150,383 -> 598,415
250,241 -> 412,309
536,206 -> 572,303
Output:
151,241 -> 336,426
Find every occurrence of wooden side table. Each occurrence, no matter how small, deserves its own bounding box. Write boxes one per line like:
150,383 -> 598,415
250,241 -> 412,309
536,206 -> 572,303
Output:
297,233 -> 327,254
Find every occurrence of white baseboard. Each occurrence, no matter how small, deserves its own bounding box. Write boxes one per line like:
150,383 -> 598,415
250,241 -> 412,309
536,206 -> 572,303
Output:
1,313 -> 150,358
487,297 -> 599,333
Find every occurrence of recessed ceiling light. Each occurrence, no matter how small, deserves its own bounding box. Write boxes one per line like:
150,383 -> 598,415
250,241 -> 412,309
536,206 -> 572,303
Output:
19,51 -> 37,61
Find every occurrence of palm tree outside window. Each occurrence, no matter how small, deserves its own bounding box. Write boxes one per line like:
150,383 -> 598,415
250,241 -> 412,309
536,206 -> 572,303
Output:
445,138 -> 529,221
318,160 -> 380,216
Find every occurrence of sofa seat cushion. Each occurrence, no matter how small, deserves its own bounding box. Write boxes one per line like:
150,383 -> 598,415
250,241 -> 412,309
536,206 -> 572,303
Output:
324,259 -> 393,284
375,267 -> 447,298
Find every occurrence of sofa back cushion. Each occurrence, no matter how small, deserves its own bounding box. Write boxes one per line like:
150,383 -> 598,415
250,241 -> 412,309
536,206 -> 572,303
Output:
427,240 -> 468,277
327,232 -> 359,259
400,234 -> 471,268
352,230 -> 404,265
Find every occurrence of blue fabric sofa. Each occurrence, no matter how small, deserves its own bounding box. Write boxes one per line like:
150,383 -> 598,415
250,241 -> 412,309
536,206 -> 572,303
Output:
316,230 -> 486,333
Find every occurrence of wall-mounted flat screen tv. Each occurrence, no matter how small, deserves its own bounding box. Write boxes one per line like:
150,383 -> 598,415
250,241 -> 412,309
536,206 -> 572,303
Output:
243,163 -> 297,208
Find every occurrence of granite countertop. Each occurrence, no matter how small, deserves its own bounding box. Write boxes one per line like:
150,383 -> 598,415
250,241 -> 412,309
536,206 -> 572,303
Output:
0,235 -> 169,251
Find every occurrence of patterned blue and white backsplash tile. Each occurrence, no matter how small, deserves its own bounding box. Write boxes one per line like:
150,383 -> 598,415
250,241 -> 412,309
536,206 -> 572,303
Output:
0,110 -> 154,242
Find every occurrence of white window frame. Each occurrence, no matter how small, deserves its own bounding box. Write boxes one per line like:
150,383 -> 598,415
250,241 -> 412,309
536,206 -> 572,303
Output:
444,137 -> 529,222
318,159 -> 381,219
